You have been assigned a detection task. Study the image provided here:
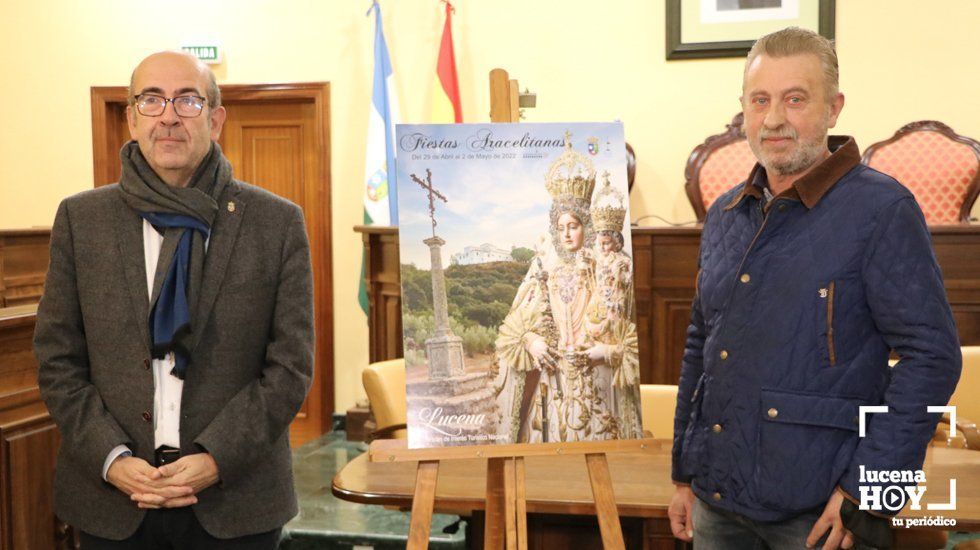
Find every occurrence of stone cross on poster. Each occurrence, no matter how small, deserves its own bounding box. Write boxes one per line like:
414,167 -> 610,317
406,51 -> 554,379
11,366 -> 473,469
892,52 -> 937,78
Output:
410,169 -> 447,238
409,169 -> 465,380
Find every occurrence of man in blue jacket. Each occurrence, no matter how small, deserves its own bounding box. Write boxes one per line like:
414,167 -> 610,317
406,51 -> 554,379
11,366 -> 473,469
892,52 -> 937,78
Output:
667,27 -> 961,549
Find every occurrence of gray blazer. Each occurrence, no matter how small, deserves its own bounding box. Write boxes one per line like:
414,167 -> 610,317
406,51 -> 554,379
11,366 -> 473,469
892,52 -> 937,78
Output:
34,179 -> 314,539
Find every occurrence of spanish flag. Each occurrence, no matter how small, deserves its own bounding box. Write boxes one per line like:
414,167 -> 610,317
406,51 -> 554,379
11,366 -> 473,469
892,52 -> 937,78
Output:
431,1 -> 462,123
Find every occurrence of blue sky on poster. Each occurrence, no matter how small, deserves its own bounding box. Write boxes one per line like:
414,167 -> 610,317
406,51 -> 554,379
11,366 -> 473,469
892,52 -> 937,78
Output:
395,122 -> 632,268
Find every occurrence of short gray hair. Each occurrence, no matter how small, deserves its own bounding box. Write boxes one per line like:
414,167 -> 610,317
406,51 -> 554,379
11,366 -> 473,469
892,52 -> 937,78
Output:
202,68 -> 222,109
744,27 -> 839,100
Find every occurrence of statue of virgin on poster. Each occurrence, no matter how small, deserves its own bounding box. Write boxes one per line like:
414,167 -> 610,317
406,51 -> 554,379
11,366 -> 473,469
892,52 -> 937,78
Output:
493,139 -> 642,444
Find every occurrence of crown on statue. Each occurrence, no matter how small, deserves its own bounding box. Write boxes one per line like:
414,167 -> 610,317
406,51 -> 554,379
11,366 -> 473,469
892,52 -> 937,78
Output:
591,172 -> 627,232
545,131 -> 596,203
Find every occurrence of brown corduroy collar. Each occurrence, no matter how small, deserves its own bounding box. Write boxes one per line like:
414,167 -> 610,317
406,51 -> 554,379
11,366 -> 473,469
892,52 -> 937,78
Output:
724,135 -> 861,212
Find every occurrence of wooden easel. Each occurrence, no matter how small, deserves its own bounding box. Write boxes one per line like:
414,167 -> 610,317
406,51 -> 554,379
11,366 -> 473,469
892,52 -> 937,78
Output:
368,437 -> 654,549
488,68 -> 521,123
372,68 -> 644,549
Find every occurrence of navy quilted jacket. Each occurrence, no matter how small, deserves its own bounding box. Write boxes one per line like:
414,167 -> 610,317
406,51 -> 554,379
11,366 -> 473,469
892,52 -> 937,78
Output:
671,137 -> 961,521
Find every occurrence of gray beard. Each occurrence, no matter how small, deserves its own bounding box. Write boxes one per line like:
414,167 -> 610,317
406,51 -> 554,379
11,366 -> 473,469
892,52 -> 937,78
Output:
751,136 -> 827,176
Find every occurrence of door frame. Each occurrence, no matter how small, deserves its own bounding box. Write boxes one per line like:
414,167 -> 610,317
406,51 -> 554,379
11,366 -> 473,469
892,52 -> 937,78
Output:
90,83 -> 334,443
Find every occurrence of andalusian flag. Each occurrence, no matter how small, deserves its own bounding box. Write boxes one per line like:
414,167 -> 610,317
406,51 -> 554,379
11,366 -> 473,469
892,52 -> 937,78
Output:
361,0 -> 400,315
364,0 -> 400,227
431,1 -> 462,123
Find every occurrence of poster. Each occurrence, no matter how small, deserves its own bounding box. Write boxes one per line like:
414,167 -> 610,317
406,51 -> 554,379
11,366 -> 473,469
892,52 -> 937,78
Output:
395,122 -> 642,448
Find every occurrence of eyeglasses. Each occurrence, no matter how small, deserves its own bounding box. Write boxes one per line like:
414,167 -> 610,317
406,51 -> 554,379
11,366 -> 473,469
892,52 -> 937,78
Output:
133,94 -> 207,118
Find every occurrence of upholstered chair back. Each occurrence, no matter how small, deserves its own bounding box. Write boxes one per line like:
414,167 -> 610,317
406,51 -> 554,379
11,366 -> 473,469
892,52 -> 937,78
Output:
640,384 -> 679,439
685,114 -> 758,221
362,358 -> 408,440
863,121 -> 980,224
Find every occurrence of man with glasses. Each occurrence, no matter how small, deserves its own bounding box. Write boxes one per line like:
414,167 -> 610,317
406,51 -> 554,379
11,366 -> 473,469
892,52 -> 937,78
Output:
35,51 -> 314,548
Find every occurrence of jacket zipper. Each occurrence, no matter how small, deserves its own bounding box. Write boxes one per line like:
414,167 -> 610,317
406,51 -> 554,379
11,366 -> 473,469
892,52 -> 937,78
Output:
827,281 -> 836,366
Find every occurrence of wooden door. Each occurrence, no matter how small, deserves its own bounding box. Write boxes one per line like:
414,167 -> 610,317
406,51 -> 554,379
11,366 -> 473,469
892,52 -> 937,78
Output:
90,84 -> 333,447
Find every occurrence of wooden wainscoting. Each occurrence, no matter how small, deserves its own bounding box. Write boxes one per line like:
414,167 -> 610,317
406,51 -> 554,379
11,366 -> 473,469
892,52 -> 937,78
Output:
0,306 -> 75,550
0,231 -> 50,308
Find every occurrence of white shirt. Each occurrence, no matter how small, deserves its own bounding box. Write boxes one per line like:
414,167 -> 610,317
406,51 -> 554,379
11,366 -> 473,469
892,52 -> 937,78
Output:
102,220 -> 187,479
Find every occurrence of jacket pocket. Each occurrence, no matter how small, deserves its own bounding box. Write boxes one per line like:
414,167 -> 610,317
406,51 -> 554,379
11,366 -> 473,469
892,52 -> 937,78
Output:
817,281 -> 839,367
752,389 -> 861,512
827,281 -> 837,365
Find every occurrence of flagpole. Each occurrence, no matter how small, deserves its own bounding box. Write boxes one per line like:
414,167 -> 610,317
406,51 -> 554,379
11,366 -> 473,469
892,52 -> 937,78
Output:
432,0 -> 463,123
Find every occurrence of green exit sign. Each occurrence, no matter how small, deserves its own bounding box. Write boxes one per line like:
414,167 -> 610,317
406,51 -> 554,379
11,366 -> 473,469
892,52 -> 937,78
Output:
181,45 -> 221,64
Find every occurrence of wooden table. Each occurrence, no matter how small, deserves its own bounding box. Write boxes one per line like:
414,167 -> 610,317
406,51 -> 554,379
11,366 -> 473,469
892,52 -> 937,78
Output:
332,442 -> 980,549
903,446 -> 980,529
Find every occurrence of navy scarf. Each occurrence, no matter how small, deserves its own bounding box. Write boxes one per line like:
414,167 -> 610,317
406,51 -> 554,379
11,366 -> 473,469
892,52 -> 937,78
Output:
142,212 -> 210,377
118,141 -> 232,379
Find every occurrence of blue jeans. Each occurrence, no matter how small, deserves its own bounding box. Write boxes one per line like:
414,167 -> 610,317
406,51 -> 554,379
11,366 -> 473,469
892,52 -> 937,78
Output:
693,498 -> 876,550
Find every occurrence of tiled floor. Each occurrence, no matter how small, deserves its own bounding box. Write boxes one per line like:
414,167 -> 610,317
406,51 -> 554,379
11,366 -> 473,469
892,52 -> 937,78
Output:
280,431 -> 466,549
949,532 -> 980,548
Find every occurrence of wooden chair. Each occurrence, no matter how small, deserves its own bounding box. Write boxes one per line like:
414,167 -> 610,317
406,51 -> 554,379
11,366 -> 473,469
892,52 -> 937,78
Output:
862,121 -> 980,224
626,142 -> 637,193
685,113 -> 758,221
361,358 -> 408,441
639,384 -> 678,439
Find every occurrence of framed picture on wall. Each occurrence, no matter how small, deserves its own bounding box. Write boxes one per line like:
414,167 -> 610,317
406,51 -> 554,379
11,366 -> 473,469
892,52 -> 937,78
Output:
666,0 -> 836,60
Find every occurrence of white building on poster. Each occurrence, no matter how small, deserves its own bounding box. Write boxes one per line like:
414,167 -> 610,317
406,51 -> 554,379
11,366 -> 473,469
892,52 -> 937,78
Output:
451,243 -> 512,265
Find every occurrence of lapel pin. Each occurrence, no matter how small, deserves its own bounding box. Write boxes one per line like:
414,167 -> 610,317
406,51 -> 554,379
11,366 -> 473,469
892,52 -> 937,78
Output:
227,202 -> 236,213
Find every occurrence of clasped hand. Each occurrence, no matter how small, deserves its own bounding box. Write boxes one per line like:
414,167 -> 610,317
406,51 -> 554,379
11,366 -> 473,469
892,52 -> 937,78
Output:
106,453 -> 220,509
528,338 -> 559,372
